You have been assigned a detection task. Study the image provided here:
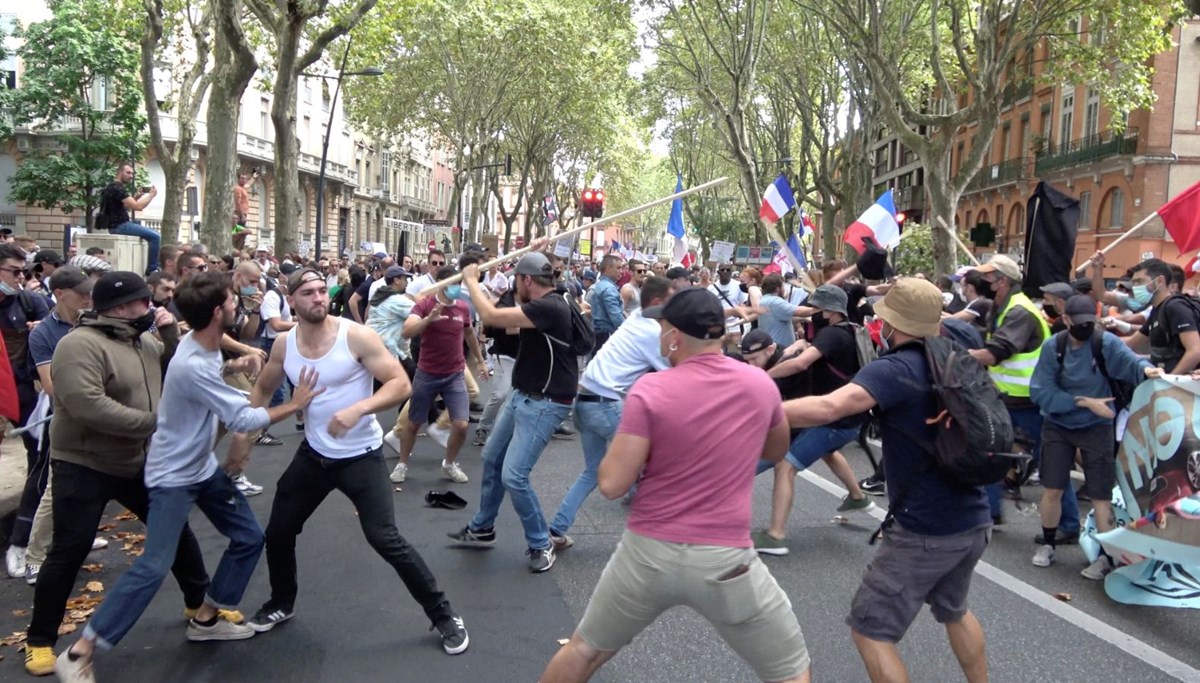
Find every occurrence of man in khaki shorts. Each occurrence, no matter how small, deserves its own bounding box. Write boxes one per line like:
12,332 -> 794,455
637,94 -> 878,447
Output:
540,288 -> 811,683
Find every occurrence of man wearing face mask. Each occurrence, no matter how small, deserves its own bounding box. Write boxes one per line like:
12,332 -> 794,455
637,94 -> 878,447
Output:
1121,257 -> 1200,375
1039,282 -> 1074,335
1030,295 -> 1153,579
24,272 -> 212,675
967,255 -> 1080,537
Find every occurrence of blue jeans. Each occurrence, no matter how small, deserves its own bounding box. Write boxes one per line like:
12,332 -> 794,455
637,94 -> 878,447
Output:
84,471 -> 263,650
111,221 -> 161,274
756,424 -> 860,475
1005,405 -> 1080,534
550,398 -> 623,536
470,391 -> 573,551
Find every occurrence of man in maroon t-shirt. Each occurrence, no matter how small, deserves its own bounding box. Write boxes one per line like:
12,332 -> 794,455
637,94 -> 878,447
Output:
394,266 -> 486,485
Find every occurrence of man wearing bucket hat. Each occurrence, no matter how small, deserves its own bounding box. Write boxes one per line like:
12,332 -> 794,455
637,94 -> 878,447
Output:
782,278 -> 991,683
969,255 -> 1080,538
749,284 -> 874,556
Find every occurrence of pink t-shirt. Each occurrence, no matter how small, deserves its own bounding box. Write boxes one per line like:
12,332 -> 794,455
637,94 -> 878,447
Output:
621,353 -> 784,547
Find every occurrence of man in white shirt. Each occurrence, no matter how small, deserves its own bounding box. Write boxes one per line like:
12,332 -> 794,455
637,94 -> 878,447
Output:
708,263 -> 750,336
406,250 -> 446,297
258,264 -> 296,410
547,276 -> 673,550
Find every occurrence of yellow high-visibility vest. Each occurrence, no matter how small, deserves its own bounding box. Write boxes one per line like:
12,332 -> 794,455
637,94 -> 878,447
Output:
987,292 -> 1050,398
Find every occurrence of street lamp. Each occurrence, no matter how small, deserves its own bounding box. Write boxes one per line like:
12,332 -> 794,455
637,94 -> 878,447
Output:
305,37 -> 383,260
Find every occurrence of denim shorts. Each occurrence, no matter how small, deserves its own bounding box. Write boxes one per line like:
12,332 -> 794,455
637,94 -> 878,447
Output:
407,369 -> 470,424
756,424 -> 860,475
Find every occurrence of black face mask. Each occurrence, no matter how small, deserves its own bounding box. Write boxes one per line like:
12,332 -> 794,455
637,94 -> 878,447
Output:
129,311 -> 156,335
1043,304 -> 1059,318
739,282 -> 750,294
974,279 -> 995,300
1069,322 -> 1095,341
812,312 -> 830,330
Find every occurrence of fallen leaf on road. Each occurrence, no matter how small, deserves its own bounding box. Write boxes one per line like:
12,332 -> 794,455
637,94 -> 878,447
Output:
81,563 -> 103,573
1054,592 -> 1072,602
114,510 -> 137,521
831,516 -> 849,524
57,623 -> 77,636
11,610 -> 27,617
65,595 -> 103,611
85,581 -> 104,593
97,523 -> 116,532
557,639 -> 569,646
0,631 -> 27,646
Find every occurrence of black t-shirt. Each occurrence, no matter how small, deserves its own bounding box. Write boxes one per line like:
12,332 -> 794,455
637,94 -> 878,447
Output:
100,182 -> 131,227
762,348 -> 809,400
965,297 -> 992,331
1142,296 -> 1200,369
484,290 -> 520,358
843,284 -> 873,324
513,293 -> 578,399
354,277 -> 375,320
810,323 -> 865,428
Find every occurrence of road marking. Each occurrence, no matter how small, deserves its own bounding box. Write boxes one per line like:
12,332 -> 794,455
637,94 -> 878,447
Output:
797,469 -> 1200,683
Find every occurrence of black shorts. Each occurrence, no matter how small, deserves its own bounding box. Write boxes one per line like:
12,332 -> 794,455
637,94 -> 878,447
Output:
1040,421 -> 1116,499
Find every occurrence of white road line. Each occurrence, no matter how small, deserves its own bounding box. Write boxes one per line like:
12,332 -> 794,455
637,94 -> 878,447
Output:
797,469 -> 1200,683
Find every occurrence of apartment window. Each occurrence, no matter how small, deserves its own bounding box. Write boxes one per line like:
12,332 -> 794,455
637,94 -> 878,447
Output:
1089,16 -> 1106,46
1000,123 -> 1011,161
303,79 -> 312,103
1059,90 -> 1075,146
260,98 -> 270,138
1084,88 -> 1100,139
302,116 -> 311,147
1109,189 -> 1124,228
322,82 -> 331,113
1040,104 -> 1052,148
1,54 -> 15,89
1020,113 -> 1031,155
1067,16 -> 1081,36
1079,191 -> 1092,230
995,205 -> 1004,229
956,142 -> 964,174
381,151 -> 391,189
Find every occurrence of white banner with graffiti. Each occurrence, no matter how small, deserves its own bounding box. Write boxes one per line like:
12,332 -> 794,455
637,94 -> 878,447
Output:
1081,377 -> 1200,608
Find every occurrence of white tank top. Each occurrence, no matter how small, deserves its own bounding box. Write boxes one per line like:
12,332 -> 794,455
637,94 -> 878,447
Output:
624,284 -> 641,316
284,317 -> 383,458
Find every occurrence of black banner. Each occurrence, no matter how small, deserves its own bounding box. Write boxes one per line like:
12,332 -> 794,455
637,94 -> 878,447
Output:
1023,182 -> 1079,299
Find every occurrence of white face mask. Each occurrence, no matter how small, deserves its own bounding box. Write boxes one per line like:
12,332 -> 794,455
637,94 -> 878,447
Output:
659,329 -> 679,367
879,322 -> 895,352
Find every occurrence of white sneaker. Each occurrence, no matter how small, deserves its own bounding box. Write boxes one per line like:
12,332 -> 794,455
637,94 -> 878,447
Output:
427,423 -> 450,448
442,460 -> 469,484
1032,544 -> 1055,567
384,432 -> 401,454
91,537 -> 108,551
54,650 -> 95,683
25,562 -> 40,585
186,617 -> 256,641
390,462 -> 408,483
6,545 -> 26,578
233,473 -> 264,497
1081,555 -> 1114,580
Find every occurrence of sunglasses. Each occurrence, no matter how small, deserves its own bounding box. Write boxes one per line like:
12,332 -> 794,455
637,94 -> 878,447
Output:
430,261 -> 445,267
634,269 -> 646,274
718,269 -> 732,273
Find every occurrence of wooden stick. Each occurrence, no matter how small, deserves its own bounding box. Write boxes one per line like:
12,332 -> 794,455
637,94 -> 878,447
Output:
936,217 -> 981,266
1075,211 -> 1160,274
762,218 -> 807,276
417,177 -> 731,299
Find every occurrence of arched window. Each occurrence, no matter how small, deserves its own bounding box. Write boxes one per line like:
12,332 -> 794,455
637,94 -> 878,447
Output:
1108,189 -> 1124,228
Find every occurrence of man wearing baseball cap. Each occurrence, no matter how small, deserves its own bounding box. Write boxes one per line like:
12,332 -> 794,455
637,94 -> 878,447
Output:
782,278 -> 991,683
542,288 -> 811,683
32,250 -> 64,295
450,251 -> 581,573
970,254 -> 1080,537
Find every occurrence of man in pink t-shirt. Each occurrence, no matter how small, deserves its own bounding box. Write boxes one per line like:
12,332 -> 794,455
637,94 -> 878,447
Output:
541,288 -> 812,683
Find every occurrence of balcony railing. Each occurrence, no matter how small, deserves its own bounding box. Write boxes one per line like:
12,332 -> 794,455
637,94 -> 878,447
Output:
967,156 -> 1029,193
397,194 -> 436,214
1035,129 -> 1139,174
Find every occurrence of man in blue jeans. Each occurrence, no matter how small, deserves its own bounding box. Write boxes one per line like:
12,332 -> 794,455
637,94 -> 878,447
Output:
547,276 -> 672,550
54,273 -> 323,681
98,163 -> 161,274
449,252 -> 580,573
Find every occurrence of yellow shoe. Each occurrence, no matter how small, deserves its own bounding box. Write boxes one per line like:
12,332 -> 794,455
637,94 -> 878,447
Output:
183,607 -> 245,624
24,645 -> 55,676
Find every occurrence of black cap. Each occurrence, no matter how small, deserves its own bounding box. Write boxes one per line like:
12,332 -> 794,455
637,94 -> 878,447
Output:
385,265 -> 410,282
464,242 -> 488,253
92,271 -> 150,312
1064,294 -> 1098,323
279,261 -> 298,276
33,250 -> 63,266
740,329 -> 774,354
515,252 -> 553,277
48,266 -> 92,294
1071,277 -> 1093,294
642,288 -> 726,340
665,266 -> 689,280
1039,282 -> 1073,301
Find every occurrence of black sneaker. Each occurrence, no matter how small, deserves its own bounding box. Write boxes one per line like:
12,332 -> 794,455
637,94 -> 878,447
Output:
527,547 -> 555,573
447,526 -> 496,548
432,614 -> 469,655
247,605 -> 294,633
859,475 -> 885,496
1034,531 -> 1080,545
255,433 -> 284,446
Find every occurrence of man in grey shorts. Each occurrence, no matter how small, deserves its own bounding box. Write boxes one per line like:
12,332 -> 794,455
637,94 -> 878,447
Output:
783,279 -> 990,683
540,288 -> 811,683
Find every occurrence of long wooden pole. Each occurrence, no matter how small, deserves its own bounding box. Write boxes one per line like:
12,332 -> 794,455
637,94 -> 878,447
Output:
1075,211 -> 1160,274
416,177 -> 731,299
936,216 -> 981,266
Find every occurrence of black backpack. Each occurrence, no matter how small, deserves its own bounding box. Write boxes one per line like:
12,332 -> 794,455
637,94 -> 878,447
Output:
544,291 -> 594,356
918,335 -> 1016,487
1054,330 -> 1136,411
1153,294 -> 1200,367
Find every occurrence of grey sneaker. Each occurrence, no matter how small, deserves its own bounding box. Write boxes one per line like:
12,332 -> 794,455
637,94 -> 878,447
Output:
232,473 -> 263,497
186,617 -> 256,641
752,529 -> 789,556
389,462 -> 408,484
550,532 -> 574,550
1081,555 -> 1114,580
247,605 -> 294,633
837,495 -> 876,513
447,526 -> 496,548
472,429 -> 487,447
1032,544 -> 1056,568
25,562 -> 40,586
527,547 -> 555,573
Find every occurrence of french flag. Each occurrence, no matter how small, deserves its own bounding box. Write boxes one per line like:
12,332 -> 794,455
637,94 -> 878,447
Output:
843,190 -> 901,254
798,205 -> 815,238
772,232 -> 806,274
760,175 -> 796,223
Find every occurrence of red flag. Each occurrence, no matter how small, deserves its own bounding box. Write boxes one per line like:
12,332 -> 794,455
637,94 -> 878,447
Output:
1159,181 -> 1200,253
0,335 -> 20,423
1186,253 -> 1200,280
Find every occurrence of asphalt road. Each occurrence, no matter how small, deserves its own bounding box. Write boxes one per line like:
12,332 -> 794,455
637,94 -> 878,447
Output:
1,404 -> 1198,682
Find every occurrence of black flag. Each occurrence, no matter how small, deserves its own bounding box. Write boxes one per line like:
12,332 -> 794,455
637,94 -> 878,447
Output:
1023,182 -> 1079,299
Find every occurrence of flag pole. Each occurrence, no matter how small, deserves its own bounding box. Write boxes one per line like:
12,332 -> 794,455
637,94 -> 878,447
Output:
1075,211 -> 1160,274
417,177 -> 730,299
936,217 -> 980,266
763,218 -> 806,276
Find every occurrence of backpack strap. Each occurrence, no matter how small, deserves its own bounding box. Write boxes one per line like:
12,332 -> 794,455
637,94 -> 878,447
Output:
1054,331 -> 1069,385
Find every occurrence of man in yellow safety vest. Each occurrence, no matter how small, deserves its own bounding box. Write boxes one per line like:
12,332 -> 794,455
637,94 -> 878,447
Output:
967,255 -> 1081,542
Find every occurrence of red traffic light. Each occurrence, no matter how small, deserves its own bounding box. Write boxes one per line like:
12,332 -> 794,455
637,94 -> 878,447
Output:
583,190 -> 594,201
595,191 -> 604,202
895,212 -> 906,225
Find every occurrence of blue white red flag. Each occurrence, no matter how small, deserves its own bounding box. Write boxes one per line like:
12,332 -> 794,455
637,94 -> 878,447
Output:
759,175 -> 796,224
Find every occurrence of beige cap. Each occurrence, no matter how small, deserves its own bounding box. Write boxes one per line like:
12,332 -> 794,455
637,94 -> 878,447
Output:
873,278 -> 944,338
975,254 -> 1022,281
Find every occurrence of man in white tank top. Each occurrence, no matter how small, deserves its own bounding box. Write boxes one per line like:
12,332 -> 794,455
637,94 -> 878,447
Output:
621,259 -> 646,317
234,268 -> 469,655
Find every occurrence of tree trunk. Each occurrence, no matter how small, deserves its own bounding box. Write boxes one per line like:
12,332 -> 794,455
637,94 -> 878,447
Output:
925,162 -> 960,275
158,160 -> 187,245
203,0 -> 255,255
270,27 -> 303,258
820,197 -> 838,264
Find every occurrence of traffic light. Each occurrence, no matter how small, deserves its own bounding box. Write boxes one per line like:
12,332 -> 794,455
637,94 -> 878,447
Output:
581,188 -> 605,219
895,212 -> 907,226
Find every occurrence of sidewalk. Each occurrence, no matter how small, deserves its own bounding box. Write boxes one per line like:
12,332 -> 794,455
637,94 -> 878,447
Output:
0,438 -> 27,518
